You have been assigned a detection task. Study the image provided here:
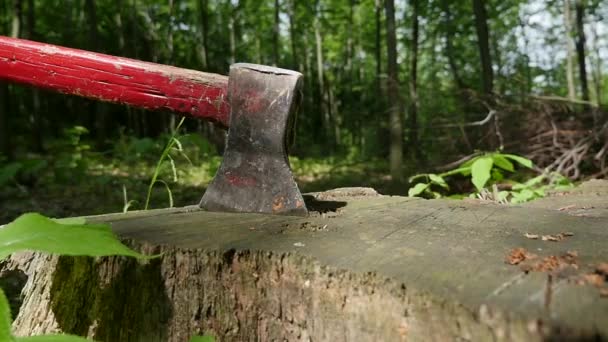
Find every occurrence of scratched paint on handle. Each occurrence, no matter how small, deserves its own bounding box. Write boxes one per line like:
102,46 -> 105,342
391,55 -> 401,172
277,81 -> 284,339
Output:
0,36 -> 230,126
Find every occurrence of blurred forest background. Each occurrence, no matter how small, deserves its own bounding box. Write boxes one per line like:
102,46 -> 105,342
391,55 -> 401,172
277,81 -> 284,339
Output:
0,0 -> 607,222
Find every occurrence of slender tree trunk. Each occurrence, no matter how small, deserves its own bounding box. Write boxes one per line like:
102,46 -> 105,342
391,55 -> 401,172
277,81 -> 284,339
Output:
472,0 -> 493,94
287,0 -> 298,70
441,0 -> 465,90
408,0 -> 419,159
385,0 -> 403,182
590,19 -> 602,106
229,3 -> 236,65
25,0 -> 43,152
375,0 -> 382,100
315,17 -> 331,148
564,0 -> 577,100
273,0 -> 280,66
11,0 -> 22,39
114,0 -> 125,53
198,0 -> 209,70
84,0 -> 108,144
167,0 -> 177,132
574,0 -> 589,102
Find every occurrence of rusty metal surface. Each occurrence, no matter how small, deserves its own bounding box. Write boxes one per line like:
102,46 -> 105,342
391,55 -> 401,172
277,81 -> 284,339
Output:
200,64 -> 307,216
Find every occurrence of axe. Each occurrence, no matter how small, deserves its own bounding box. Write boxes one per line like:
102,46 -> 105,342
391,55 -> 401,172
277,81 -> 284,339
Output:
0,36 -> 308,216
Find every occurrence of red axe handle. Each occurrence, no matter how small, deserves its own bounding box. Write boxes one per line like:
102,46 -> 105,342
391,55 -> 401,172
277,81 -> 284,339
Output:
0,36 -> 230,127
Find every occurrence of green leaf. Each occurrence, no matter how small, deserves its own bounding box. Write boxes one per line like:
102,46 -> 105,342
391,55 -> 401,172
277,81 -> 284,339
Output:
408,183 -> 429,197
0,289 -> 14,342
497,191 -> 510,202
189,335 -> 216,342
408,173 -> 429,183
0,213 -> 156,261
471,156 -> 493,191
502,154 -> 533,168
0,162 -> 22,187
428,174 -> 449,189
439,166 -> 471,177
491,154 -> 514,172
511,189 -> 536,203
16,334 -> 93,342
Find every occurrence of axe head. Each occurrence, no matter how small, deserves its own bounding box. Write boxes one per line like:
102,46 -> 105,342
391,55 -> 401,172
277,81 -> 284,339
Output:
200,63 -> 308,216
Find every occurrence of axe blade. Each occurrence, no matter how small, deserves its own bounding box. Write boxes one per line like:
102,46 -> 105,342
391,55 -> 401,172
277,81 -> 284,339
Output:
200,63 -> 308,216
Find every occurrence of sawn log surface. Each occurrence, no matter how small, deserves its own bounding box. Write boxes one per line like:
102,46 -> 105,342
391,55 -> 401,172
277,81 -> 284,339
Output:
2,181 -> 608,341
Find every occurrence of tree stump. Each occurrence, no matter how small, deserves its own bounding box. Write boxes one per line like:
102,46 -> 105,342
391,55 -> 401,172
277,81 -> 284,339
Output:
1,182 -> 608,341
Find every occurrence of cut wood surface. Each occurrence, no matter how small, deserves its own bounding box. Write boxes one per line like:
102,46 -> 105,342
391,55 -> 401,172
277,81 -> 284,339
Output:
2,181 -> 608,341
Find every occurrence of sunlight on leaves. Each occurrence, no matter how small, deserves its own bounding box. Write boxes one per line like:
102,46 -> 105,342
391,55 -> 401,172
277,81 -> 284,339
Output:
0,289 -> 14,342
408,183 -> 429,197
0,213 -> 156,261
471,156 -> 493,191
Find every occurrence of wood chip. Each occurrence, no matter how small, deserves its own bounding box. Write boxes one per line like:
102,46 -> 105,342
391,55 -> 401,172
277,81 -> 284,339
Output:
596,263 -> 608,276
524,233 -> 539,239
540,233 -> 573,242
506,248 -> 536,265
541,234 -> 561,242
583,274 -> 605,287
557,204 -> 576,211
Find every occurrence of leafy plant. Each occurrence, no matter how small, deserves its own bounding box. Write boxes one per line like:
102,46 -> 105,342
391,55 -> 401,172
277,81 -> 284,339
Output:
144,117 -> 188,210
0,213 -> 215,342
48,126 -> 91,183
407,152 -> 572,203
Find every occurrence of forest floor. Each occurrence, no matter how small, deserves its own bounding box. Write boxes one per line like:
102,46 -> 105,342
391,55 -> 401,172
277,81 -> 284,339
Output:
0,155 -> 401,224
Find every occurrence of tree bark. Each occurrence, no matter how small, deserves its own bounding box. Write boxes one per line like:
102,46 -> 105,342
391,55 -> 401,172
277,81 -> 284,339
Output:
574,0 -> 589,102
375,0 -> 382,100
287,0 -> 298,70
440,0 -> 465,90
11,0 -> 22,39
472,0 -> 493,94
84,0 -> 108,143
408,0 -> 419,159
564,0 -> 577,101
229,7 -> 236,66
0,84 -> 9,159
385,0 -> 403,182
3,184 -> 608,341
315,15 -> 331,147
590,18 -> 602,106
272,0 -> 280,67
198,0 -> 209,70
24,0 -> 43,153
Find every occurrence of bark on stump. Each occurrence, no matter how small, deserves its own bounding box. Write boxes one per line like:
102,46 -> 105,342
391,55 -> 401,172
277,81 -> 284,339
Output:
1,183 -> 608,341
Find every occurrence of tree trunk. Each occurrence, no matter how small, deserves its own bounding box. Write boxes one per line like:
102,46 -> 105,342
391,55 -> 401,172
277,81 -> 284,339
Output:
3,184 -> 608,341
375,0 -> 382,100
574,0 -> 589,102
287,0 -> 298,70
384,0 -> 403,182
440,0 -> 465,90
198,0 -> 209,70
11,0 -> 22,39
472,0 -> 493,94
315,16 -> 331,148
272,0 -> 280,67
590,19 -> 602,106
84,0 -> 107,144
229,4 -> 236,65
0,84 -> 9,159
25,0 -> 43,153
408,0 -> 419,159
564,0 -> 577,101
